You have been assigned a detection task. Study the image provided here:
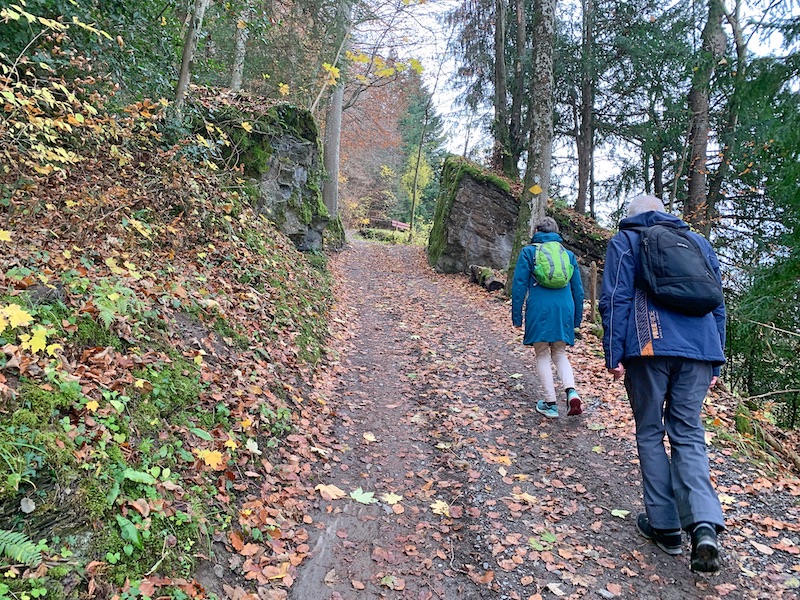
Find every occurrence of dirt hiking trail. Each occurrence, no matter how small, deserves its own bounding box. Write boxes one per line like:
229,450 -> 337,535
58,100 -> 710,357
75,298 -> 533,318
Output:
288,238 -> 799,600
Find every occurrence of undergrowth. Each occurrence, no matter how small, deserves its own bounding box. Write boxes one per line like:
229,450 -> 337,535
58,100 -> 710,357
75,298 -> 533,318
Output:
0,11 -> 333,599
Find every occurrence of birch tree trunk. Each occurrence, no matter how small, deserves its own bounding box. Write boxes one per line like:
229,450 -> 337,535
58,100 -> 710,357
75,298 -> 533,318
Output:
230,10 -> 250,93
323,82 -> 344,219
175,0 -> 209,115
575,0 -> 594,215
506,0 -> 556,290
509,0 -> 526,175
685,0 -> 725,234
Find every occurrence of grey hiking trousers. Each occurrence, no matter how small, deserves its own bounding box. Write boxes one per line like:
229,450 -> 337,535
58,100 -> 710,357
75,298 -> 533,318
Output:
625,357 -> 725,532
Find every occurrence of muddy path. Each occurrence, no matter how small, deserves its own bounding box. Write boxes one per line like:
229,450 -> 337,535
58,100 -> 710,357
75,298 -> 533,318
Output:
288,239 -> 799,600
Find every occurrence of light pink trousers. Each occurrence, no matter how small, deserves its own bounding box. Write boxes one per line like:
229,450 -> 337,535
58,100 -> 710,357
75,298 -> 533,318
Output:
532,341 -> 576,403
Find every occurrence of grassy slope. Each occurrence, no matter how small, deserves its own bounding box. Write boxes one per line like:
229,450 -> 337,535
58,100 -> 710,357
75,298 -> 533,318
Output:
0,87 -> 333,598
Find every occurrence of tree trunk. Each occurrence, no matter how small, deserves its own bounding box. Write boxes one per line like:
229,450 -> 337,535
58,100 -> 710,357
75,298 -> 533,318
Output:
707,0 -> 747,228
685,0 -> 726,234
509,0 -> 526,173
653,145 -> 664,199
492,0 -> 511,175
321,1 -> 353,226
575,0 -> 594,215
230,10 -> 250,93
323,82 -> 344,219
506,0 -> 556,291
175,0 -> 209,115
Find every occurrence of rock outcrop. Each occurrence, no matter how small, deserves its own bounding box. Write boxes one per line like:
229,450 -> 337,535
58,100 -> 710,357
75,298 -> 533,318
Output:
204,100 -> 330,251
428,157 -> 519,273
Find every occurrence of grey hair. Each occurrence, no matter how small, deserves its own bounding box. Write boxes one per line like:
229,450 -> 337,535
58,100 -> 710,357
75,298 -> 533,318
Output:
627,194 -> 665,217
535,216 -> 559,234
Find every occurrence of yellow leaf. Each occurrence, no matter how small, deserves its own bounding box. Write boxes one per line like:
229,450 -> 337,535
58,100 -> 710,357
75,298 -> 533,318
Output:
513,492 -> 538,505
21,325 -> 47,353
63,249 -> 72,259
0,230 -> 11,242
363,432 -> 376,443
107,292 -> 120,302
430,499 -> 450,517
86,400 -> 99,412
278,83 -> 290,96
241,121 -> 253,133
197,449 -> 225,468
0,315 -> 8,332
134,379 -> 147,389
194,354 -> 203,366
3,305 -> 33,328
380,492 -> 403,505
241,418 -> 252,429
46,343 -> 62,357
224,436 -> 239,449
315,484 -> 347,501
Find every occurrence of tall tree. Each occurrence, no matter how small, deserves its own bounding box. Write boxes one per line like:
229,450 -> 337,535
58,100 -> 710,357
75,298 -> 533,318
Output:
574,0 -> 594,215
175,0 -> 210,114
507,0 -> 557,286
685,0 -> 726,233
230,8 -> 251,92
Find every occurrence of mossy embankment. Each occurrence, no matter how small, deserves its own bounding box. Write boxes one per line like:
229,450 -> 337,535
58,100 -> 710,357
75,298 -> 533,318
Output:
0,88 -> 334,599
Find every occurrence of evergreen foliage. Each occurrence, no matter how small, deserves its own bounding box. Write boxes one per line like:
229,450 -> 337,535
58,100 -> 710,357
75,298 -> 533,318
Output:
0,529 -> 42,567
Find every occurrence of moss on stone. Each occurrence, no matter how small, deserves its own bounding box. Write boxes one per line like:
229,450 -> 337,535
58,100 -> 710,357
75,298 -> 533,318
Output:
79,478 -> 110,519
428,156 -> 514,268
325,215 -> 345,249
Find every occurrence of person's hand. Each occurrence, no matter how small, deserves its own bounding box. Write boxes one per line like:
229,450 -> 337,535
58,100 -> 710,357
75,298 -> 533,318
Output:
608,363 -> 625,380
709,376 -> 718,389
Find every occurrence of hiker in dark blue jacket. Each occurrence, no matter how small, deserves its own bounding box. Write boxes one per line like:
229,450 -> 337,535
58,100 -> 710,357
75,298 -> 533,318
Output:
512,217 -> 584,418
599,194 -> 726,572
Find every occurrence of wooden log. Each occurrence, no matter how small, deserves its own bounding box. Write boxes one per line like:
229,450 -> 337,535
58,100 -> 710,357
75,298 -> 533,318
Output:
469,265 -> 505,292
483,277 -> 505,292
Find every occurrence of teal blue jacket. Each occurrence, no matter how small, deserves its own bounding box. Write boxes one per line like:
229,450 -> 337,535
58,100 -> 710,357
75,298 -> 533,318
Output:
511,232 -> 584,345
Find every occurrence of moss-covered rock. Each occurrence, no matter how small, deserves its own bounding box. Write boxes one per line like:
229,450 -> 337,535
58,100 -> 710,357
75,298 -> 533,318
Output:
204,102 -> 329,251
428,156 -> 519,273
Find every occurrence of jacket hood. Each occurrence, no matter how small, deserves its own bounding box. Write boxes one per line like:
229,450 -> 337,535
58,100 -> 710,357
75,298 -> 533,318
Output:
531,231 -> 563,244
619,210 -> 688,231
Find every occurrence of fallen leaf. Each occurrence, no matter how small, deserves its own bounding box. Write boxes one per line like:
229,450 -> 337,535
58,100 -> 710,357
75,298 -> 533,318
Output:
750,540 -> 774,555
350,487 -> 378,504
315,484 -> 347,501
430,499 -> 450,517
381,492 -> 403,505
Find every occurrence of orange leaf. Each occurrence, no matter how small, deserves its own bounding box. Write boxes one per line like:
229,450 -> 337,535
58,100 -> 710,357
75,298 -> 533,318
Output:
230,531 -> 244,552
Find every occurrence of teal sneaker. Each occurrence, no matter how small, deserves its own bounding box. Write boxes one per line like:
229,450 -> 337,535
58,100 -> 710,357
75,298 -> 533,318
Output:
566,389 -> 583,416
536,400 -> 559,418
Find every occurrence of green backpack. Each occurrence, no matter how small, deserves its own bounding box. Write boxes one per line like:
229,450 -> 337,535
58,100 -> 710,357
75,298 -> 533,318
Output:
532,241 -> 573,289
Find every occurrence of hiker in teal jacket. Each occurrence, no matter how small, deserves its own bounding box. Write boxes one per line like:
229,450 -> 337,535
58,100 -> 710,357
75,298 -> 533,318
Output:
512,217 -> 585,418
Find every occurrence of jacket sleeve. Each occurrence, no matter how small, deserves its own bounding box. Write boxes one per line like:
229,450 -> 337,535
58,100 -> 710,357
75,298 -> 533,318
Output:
704,239 -> 727,376
511,247 -> 534,327
569,253 -> 584,328
599,234 -> 635,369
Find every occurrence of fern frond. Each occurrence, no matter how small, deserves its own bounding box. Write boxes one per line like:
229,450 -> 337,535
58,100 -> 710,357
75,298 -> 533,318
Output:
0,529 -> 42,566
98,305 -> 115,329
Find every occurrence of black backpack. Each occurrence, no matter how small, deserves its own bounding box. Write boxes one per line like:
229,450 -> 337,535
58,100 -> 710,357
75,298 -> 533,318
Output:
629,222 -> 724,316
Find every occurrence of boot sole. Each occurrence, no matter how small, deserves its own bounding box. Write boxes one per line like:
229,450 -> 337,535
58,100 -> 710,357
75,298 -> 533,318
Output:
691,541 -> 720,572
567,397 -> 582,416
